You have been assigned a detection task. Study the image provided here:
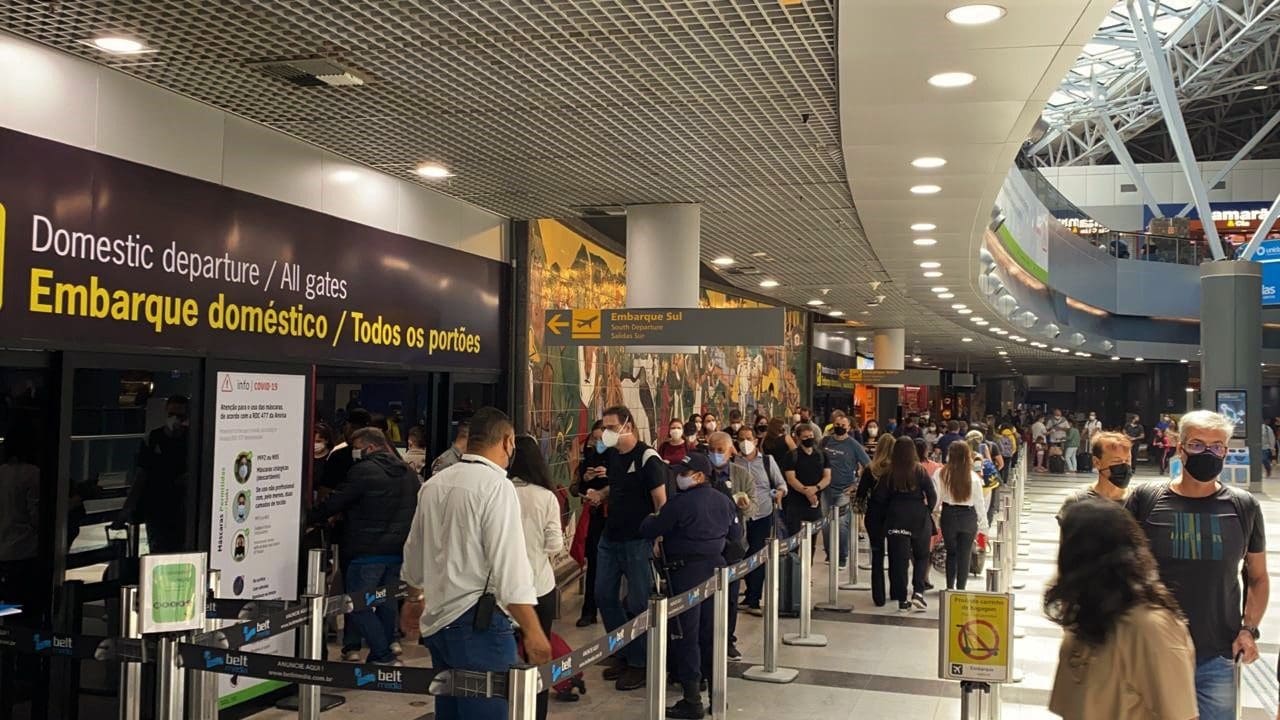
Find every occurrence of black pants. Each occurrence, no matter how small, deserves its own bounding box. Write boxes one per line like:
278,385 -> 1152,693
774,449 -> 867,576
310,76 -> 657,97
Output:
580,508 -> 604,620
941,504 -> 978,590
867,520 -> 887,607
668,559 -> 717,703
534,590 -> 556,720
886,525 -> 929,602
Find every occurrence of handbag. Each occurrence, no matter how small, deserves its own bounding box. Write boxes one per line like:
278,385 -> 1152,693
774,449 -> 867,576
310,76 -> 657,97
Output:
569,510 -> 590,567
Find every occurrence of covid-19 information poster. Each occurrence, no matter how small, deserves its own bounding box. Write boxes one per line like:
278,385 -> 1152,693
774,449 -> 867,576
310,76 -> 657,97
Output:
208,370 -> 306,708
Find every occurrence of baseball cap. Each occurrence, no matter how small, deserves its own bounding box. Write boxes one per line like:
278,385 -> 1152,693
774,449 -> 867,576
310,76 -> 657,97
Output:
679,452 -> 714,477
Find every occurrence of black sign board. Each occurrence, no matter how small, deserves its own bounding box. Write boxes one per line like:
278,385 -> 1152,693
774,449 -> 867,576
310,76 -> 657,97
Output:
542,308 -> 784,346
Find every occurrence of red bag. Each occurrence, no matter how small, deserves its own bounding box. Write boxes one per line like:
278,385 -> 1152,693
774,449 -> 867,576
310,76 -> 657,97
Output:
569,510 -> 590,567
517,630 -> 586,697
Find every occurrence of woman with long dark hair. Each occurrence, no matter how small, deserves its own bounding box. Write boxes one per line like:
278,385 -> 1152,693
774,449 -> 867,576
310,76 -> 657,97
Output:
855,435 -> 895,606
933,443 -> 987,590
761,416 -> 796,469
871,437 -> 936,611
509,435 -> 563,720
1047,500 -> 1195,719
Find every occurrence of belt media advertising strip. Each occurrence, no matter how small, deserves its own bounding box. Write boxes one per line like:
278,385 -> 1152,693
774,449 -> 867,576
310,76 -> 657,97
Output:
178,644 -> 445,694
323,581 -> 410,618
192,602 -> 312,651
0,623 -> 151,661
666,576 -> 721,619
537,610 -> 651,689
208,598 -> 290,620
728,547 -> 769,582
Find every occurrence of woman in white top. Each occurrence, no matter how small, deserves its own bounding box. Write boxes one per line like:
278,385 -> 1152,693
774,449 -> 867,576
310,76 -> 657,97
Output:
932,443 -> 989,590
508,436 -> 564,719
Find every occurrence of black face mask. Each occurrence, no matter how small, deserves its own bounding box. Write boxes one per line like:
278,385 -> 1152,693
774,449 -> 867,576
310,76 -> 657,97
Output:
755,425 -> 768,436
1184,451 -> 1224,482
833,426 -> 848,436
801,437 -> 816,449
1104,463 -> 1133,488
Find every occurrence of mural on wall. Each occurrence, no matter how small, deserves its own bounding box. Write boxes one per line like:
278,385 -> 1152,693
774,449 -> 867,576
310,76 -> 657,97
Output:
524,219 -> 809,486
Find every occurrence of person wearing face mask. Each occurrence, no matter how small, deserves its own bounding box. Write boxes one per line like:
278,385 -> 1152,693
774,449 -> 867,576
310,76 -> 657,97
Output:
819,416 -> 871,569
726,409 -> 744,438
923,421 -> 940,454
404,425 -> 428,476
401,408 -> 551,719
640,453 -> 742,719
118,394 -> 193,553
312,423 -> 334,488
659,418 -> 692,464
861,419 -> 882,453
1083,411 -> 1102,450
308,428 -> 419,665
1125,410 -> 1269,720
706,432 -> 748,660
584,405 -> 668,691
734,426 -> 786,616
782,426 -> 831,537
1055,432 -> 1133,525
570,421 -> 609,627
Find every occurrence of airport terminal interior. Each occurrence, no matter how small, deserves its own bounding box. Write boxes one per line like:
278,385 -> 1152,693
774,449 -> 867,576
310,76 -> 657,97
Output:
3,1 -> 1280,719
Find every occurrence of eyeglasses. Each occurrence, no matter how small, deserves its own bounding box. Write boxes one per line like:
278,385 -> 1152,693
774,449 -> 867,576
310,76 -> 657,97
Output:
1183,439 -> 1228,458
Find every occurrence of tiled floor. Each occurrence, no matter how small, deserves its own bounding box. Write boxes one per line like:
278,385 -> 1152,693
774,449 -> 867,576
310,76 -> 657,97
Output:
251,466 -> 1280,720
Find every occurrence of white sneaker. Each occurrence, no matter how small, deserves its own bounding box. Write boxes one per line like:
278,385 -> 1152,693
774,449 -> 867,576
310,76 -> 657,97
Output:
342,650 -> 362,662
389,641 -> 404,656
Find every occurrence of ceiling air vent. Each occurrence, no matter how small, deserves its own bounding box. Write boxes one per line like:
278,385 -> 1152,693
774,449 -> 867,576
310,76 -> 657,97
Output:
1120,183 -> 1137,193
723,266 -> 763,276
248,57 -> 367,88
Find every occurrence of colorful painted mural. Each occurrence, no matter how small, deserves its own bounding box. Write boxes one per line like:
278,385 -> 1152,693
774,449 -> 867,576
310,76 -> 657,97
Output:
523,219 -> 808,486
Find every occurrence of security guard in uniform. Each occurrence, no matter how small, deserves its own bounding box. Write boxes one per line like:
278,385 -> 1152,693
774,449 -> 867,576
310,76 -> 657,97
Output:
641,452 -> 743,719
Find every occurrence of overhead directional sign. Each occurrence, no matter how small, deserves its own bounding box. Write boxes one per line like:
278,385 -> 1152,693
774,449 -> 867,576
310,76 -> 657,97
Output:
815,364 -> 940,389
543,308 -> 785,346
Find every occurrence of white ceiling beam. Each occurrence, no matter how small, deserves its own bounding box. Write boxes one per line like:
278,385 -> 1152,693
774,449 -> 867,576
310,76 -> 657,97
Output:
1176,107 -> 1280,217
1240,191 -> 1280,260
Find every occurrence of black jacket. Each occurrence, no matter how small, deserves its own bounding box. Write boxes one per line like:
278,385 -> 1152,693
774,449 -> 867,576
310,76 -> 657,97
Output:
308,451 -> 419,557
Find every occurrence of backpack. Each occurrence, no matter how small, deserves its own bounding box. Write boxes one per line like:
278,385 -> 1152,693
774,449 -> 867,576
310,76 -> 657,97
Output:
997,434 -> 1014,458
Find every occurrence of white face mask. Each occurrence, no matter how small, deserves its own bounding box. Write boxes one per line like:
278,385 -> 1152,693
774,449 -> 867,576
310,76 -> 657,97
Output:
237,464 -> 249,480
351,447 -> 363,461
602,428 -> 623,448
705,421 -> 717,432
669,427 -> 684,441
792,414 -> 802,423
314,442 -> 327,456
676,474 -> 698,491
741,440 -> 757,456
867,427 -> 878,437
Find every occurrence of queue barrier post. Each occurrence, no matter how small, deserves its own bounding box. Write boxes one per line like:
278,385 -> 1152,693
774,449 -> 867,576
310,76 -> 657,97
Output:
506,665 -> 540,720
155,636 -> 184,720
815,506 -> 852,612
741,539 -> 797,684
191,570 -> 221,720
783,522 -> 827,647
711,567 -> 730,719
118,585 -> 142,720
277,549 -> 345,714
960,681 -> 989,720
979,570 -> 1004,720
840,511 -> 869,590
645,595 -> 669,720
297,594 -> 324,720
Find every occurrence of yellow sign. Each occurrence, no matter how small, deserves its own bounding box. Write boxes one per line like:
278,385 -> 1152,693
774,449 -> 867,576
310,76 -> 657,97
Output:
939,590 -> 1012,683
571,309 -> 601,339
546,312 -> 569,336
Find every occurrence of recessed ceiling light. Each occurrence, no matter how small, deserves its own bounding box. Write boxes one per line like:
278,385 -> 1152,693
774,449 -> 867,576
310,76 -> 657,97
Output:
958,309 -> 973,315
750,251 -> 769,258
937,293 -> 955,299
1075,352 -> 1091,358
1179,358 -> 1188,363
930,287 -> 949,294
1135,357 -> 1144,362
416,163 -> 454,179
950,304 -> 967,309
913,237 -> 938,246
911,223 -> 937,232
911,184 -> 943,195
1012,336 -> 1026,342
855,336 -> 867,341
994,329 -> 1008,335
759,279 -> 780,288
961,337 -> 973,343
1110,356 -> 1120,360
712,256 -> 735,266
911,156 -> 947,169
91,36 -> 147,54
860,311 -> 870,316
807,299 -> 825,306
929,71 -> 976,88
923,270 -> 943,278
920,261 -> 941,269
975,320 -> 989,326
828,310 -> 845,317
970,317 -> 983,323
998,351 -> 1008,356
1253,85 -> 1269,91
912,355 -> 922,362
946,4 -> 1007,25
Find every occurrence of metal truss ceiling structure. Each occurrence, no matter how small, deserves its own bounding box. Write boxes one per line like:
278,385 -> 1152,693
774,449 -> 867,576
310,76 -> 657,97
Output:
1031,0 -> 1280,166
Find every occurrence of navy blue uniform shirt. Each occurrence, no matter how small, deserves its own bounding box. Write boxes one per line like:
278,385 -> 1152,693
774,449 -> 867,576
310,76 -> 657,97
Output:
640,482 -> 743,559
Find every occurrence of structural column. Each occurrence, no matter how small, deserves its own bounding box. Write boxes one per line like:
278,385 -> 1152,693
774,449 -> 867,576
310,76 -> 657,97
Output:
1200,261 -> 1263,490
626,204 -> 701,309
872,329 -> 904,424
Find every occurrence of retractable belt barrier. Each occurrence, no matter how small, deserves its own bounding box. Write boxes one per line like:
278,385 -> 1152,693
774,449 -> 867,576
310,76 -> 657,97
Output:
0,623 -> 152,661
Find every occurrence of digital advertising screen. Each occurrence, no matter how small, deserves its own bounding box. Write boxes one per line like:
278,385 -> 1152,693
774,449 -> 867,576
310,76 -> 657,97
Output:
1215,390 -> 1247,439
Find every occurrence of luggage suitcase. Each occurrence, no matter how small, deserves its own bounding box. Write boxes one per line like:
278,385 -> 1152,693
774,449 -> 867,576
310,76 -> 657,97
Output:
970,533 -> 987,577
517,630 -> 587,700
1076,451 -> 1093,473
777,550 -> 802,618
1048,454 -> 1066,474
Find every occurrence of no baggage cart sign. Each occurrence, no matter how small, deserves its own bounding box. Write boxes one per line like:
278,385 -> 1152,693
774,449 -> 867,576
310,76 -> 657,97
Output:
939,590 -> 1013,683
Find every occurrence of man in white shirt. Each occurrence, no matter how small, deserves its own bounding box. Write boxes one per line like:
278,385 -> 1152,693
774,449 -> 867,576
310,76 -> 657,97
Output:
401,408 -> 550,720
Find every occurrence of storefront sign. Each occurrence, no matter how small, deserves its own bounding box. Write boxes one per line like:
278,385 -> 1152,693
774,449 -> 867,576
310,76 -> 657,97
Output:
542,308 -> 784,346
815,364 -> 940,389
208,371 -> 306,707
138,552 -> 207,634
938,590 -> 1013,683
0,128 -> 503,369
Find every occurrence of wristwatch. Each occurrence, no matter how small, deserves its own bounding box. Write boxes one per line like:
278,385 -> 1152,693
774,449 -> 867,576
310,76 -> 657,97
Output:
1242,624 -> 1261,640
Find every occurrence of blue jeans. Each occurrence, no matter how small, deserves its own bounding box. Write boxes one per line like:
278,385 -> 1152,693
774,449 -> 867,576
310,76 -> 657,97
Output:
594,537 -> 653,668
344,559 -> 401,663
743,515 -> 774,607
1194,656 -> 1236,720
424,605 -> 517,720
820,488 -> 851,565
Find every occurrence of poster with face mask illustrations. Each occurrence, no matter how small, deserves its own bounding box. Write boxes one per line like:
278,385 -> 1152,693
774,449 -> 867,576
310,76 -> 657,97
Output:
208,371 -> 306,708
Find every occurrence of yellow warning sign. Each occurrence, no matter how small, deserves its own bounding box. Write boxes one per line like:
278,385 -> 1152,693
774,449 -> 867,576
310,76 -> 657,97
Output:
939,590 -> 1012,683
571,309 -> 601,339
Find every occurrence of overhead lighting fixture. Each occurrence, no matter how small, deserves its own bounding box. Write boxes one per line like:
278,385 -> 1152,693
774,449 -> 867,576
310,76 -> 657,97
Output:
975,320 -> 989,326
997,351 -> 1008,356
855,336 -> 867,341
923,271 -> 943,278
912,355 -> 922,362
1075,352 -> 1091,358
90,36 -> 148,54
930,287 -> 949,294
913,237 -> 938,246
994,329 -> 1008,335
911,184 -> 942,195
416,163 -> 454,179
946,4 -> 1007,25
750,251 -> 769,258
937,293 -> 955,299
1011,336 -> 1026,343
958,309 -> 973,315
806,299 -> 825,306
1179,358 -> 1188,363
1111,356 -> 1121,361
951,304 -> 967,310
1135,357 -> 1144,362
928,71 -> 976,88
962,337 -> 973,343
911,156 -> 947,169
919,261 -> 941,269
911,223 -> 937,232
1253,85 -> 1269,91
712,256 -> 736,267
828,310 -> 845,317
759,279 -> 780,288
